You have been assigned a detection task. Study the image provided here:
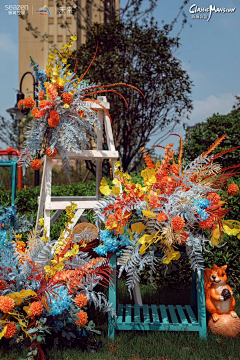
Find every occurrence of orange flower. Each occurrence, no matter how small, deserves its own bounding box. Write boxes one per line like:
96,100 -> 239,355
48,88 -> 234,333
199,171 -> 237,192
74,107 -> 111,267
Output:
28,301 -> 43,316
0,297 -> 15,313
4,323 -> 17,339
49,110 -> 60,121
18,99 -> 25,110
62,92 -> 73,104
30,159 -> 42,170
31,108 -> 45,119
24,97 -> 35,109
46,147 -> 57,157
172,216 -> 185,231
75,311 -> 88,326
207,192 -> 221,204
75,294 -> 88,308
38,90 -> 45,100
48,117 -> 59,128
199,218 -> 213,229
6,147 -> 13,154
157,212 -> 168,223
227,183 -> 239,196
39,100 -> 53,110
16,241 -> 26,253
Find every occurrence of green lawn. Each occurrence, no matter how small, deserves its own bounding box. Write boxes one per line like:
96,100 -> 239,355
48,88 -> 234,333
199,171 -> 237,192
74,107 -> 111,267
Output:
1,280 -> 240,360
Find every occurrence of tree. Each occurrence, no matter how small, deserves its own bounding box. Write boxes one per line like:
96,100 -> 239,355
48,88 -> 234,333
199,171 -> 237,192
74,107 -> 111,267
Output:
72,19 -> 193,173
183,97 -> 240,169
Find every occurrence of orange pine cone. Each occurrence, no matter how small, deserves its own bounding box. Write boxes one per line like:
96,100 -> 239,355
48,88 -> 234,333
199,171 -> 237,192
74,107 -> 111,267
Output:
28,301 -> 43,316
227,183 -> 239,196
39,100 -> 53,109
48,117 -> 59,128
171,216 -> 185,231
207,192 -> 221,204
46,147 -> 57,157
75,294 -> 88,308
30,159 -> 42,170
4,323 -> 17,339
199,218 -> 213,229
62,92 -> 73,104
75,310 -> 88,326
18,99 -> 25,110
24,97 -> 35,109
31,108 -> 45,119
0,296 -> 15,313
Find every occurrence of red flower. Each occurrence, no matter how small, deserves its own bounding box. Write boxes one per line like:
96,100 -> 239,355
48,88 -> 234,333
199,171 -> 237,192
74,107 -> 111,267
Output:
39,100 -> 53,110
75,311 -> 88,326
0,297 -> 15,313
46,147 -> 57,157
62,92 -> 73,104
199,218 -> 213,229
30,159 -> 42,170
24,97 -> 35,109
18,99 -> 25,110
172,216 -> 185,231
227,184 -> 239,196
49,110 -> 60,121
48,117 -> 59,128
75,294 -> 88,308
31,108 -> 45,119
157,212 -> 168,223
4,323 -> 17,339
207,193 -> 221,204
28,301 -> 43,316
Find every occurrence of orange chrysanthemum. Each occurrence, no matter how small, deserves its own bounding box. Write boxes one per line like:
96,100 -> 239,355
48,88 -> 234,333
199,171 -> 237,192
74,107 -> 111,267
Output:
39,100 -> 53,110
6,147 -> 13,154
207,192 -> 221,204
4,323 -> 17,339
46,147 -> 57,157
227,183 -> 239,196
199,218 -> 213,229
28,301 -> 43,316
62,92 -> 73,104
75,310 -> 88,327
31,108 -> 45,119
30,159 -> 42,170
171,216 -> 185,231
0,297 -> 15,313
48,117 -> 59,128
157,212 -> 168,223
18,99 -> 25,110
24,97 -> 35,109
75,294 -> 88,308
38,90 -> 45,101
49,110 -> 60,121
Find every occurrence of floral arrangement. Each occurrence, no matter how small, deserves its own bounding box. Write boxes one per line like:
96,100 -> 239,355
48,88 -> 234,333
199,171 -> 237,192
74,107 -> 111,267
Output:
94,134 -> 240,293
18,37 -> 143,179
0,203 -> 115,359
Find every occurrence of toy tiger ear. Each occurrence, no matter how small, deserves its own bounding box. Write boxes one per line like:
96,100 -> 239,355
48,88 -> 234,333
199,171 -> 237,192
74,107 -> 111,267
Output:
221,265 -> 227,272
213,264 -> 218,270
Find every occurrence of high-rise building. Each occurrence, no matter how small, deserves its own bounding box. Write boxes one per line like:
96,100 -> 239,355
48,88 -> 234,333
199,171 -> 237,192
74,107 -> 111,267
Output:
19,0 -> 119,98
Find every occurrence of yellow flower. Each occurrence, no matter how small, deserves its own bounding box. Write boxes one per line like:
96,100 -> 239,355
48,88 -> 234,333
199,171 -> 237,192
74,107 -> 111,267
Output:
70,35 -> 77,41
163,251 -> 181,264
15,234 -> 22,240
114,161 -> 121,167
141,168 -> 156,186
100,177 -> 111,196
64,104 -> 70,109
38,218 -> 45,226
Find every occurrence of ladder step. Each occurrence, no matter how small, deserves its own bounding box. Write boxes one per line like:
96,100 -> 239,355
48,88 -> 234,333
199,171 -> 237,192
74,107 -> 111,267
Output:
45,200 -> 99,210
54,150 -> 118,160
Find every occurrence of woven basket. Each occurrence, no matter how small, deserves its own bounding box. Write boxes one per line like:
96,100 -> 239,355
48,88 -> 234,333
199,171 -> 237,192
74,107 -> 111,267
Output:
72,222 -> 98,244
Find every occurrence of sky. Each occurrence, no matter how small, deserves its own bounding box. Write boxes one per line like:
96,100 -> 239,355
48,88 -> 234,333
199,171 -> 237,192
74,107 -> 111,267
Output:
0,0 -> 239,155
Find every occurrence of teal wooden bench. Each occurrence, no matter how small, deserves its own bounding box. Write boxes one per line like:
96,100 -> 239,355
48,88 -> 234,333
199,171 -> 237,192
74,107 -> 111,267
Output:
108,252 -> 207,339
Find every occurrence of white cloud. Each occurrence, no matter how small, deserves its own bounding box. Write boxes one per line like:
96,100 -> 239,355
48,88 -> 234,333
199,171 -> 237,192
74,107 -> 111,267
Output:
189,93 -> 238,126
0,33 -> 17,55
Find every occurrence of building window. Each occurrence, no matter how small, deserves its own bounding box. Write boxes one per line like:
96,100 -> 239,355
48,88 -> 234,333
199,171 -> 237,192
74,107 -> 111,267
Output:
57,35 -> 63,42
48,0 -> 54,6
57,16 -> 64,24
66,35 -> 71,42
48,17 -> 54,25
66,17 -> 72,24
66,0 -> 72,6
48,35 -> 54,43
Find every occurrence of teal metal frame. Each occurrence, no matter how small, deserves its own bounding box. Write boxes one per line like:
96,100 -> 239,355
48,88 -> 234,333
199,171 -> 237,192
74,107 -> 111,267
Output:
108,252 -> 207,339
0,161 -> 17,205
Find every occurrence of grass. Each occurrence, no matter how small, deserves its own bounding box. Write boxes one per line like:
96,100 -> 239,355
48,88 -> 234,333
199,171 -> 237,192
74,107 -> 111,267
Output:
0,281 -> 239,360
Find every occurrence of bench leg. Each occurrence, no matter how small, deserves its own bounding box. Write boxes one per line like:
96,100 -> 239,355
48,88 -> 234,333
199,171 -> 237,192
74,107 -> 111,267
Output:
191,270 -> 197,316
108,253 -> 117,339
197,269 -> 207,339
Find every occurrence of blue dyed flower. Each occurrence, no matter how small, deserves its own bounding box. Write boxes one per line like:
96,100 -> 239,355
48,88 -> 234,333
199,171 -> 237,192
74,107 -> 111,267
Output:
45,285 -> 73,316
